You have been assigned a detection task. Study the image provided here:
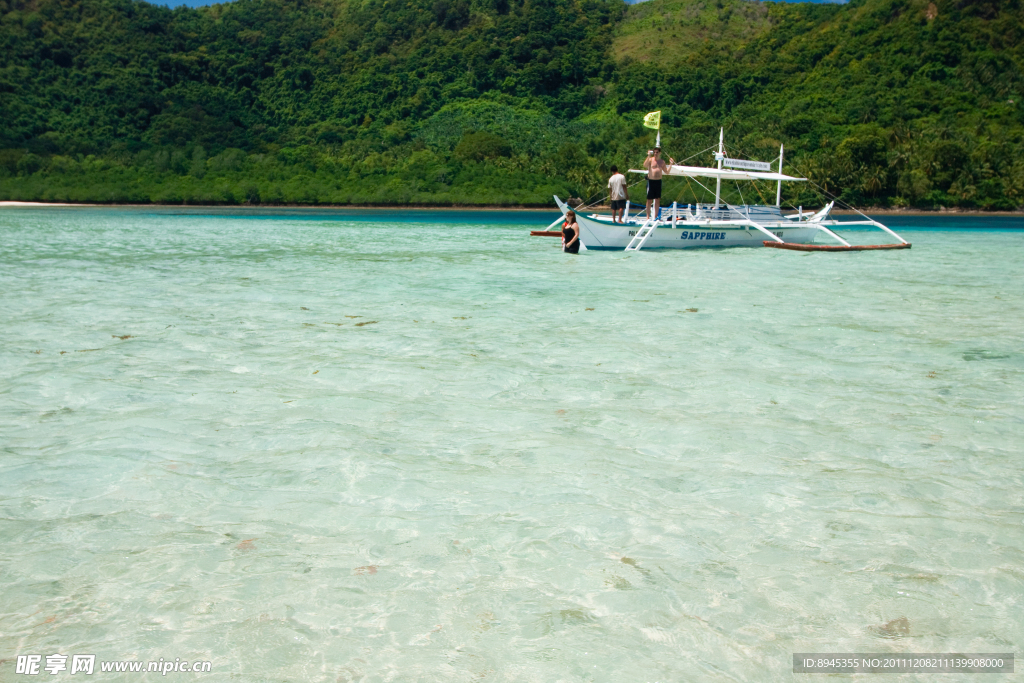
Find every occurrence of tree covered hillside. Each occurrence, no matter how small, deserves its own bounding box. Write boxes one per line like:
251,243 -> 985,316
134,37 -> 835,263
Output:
1,0 -> 1022,207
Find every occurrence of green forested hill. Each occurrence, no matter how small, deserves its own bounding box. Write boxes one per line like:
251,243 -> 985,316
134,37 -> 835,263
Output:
1,0 -> 1022,207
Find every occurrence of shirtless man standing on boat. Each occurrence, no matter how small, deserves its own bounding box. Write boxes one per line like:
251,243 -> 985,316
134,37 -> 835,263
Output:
643,147 -> 674,219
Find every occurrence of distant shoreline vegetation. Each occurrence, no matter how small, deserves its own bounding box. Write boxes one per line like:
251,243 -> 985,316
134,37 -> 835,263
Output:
3,202 -> 1023,217
151,0 -> 852,7
1,0 -> 1021,209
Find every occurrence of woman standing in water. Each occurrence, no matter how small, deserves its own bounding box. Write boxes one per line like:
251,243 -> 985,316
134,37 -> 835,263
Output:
562,210 -> 581,254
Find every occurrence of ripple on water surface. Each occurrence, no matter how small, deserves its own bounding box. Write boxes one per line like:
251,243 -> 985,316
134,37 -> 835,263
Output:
1,208 -> 1022,681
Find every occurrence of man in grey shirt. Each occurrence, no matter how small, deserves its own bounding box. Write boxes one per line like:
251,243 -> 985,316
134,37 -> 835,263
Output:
607,166 -> 628,224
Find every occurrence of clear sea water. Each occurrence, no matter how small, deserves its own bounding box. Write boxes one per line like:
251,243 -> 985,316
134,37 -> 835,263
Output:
1,207 -> 1022,681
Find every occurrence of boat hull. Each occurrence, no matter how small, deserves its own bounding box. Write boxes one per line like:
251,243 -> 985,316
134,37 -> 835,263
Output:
575,214 -> 820,250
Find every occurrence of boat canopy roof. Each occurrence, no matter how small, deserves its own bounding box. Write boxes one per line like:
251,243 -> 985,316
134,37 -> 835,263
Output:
629,165 -> 807,182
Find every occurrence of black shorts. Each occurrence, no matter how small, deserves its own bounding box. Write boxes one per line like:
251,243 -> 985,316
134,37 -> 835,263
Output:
647,179 -> 662,200
610,199 -> 626,210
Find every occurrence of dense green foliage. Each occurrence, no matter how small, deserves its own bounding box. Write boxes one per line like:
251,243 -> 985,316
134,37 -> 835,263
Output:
1,0 -> 1022,208
611,0 -> 1024,208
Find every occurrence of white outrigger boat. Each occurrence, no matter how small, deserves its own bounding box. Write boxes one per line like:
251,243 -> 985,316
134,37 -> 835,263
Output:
540,129 -> 909,252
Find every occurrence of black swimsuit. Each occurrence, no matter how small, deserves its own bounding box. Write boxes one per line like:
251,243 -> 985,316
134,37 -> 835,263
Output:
563,223 -> 580,254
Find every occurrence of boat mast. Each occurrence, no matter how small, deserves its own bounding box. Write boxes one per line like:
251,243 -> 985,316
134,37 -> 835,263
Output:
714,128 -> 724,209
775,143 -> 784,207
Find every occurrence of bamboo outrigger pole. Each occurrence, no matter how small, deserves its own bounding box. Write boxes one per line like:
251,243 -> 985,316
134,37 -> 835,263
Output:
776,144 -> 784,207
714,128 -> 724,209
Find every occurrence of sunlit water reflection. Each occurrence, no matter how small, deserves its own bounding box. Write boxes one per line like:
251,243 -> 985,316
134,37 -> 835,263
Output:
1,208 -> 1022,681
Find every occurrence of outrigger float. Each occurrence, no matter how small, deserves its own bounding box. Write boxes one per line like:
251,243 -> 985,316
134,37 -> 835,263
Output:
533,128 -> 909,252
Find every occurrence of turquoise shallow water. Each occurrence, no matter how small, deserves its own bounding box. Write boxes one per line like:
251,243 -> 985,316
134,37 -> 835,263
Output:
1,207 -> 1022,681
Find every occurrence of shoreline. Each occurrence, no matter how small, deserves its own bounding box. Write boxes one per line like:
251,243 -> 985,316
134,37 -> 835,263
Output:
0,201 -> 554,211
830,209 -> 1024,217
1,201 -> 1022,216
